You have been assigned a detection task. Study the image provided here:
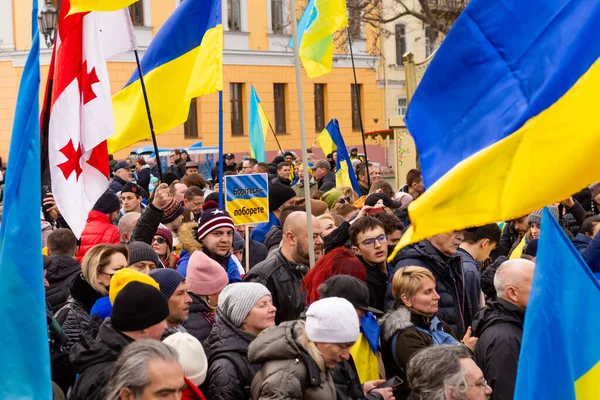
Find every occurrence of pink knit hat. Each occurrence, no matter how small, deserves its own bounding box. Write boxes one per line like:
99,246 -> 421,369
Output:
187,251 -> 228,295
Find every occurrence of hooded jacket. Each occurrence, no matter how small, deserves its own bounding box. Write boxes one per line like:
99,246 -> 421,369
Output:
379,307 -> 455,400
54,274 -> 104,351
45,255 -> 81,313
203,313 -> 260,400
76,211 -> 120,262
248,321 -> 336,400
472,299 -> 525,400
244,250 -> 308,324
184,292 -> 215,344
69,320 -> 133,400
389,240 -> 469,338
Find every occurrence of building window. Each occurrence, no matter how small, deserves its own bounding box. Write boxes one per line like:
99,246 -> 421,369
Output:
271,0 -> 284,34
230,83 -> 244,136
351,84 -> 362,132
395,24 -> 406,65
184,98 -> 199,138
314,84 -> 326,132
425,27 -> 438,58
273,84 -> 287,134
129,1 -> 144,26
227,0 -> 242,32
348,0 -> 362,40
397,97 -> 407,116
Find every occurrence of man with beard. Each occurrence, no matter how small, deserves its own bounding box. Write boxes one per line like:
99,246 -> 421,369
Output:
149,269 -> 193,340
387,230 -> 471,338
195,201 -> 244,283
244,211 -> 324,323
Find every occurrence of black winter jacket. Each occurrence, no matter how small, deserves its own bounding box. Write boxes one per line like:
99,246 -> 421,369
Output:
242,239 -> 268,270
108,175 -> 127,193
130,202 -> 163,245
389,240 -> 469,338
317,171 -> 336,192
184,292 -> 215,344
472,299 -> 524,400
331,356 -> 383,400
244,250 -> 308,324
203,313 -> 260,400
69,320 -> 133,400
136,166 -> 151,193
359,255 -> 389,312
271,175 -> 292,186
45,255 -> 81,313
456,248 -> 483,322
54,274 -> 104,351
264,225 -> 282,254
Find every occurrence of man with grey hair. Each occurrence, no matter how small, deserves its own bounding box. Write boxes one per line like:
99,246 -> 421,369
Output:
118,211 -> 141,244
407,345 -> 492,400
313,159 -> 336,192
472,259 -> 535,400
107,339 -> 186,400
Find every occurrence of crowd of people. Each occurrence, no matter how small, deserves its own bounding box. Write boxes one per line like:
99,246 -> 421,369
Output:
26,146 -> 600,400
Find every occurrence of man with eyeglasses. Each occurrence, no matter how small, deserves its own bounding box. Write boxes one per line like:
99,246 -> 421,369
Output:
168,149 -> 187,179
240,157 -> 258,174
349,216 -> 391,312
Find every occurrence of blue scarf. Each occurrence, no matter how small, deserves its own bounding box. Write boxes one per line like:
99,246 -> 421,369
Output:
360,312 -> 380,353
415,315 -> 459,345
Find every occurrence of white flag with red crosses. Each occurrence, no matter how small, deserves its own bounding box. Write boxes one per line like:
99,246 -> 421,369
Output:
47,0 -> 135,237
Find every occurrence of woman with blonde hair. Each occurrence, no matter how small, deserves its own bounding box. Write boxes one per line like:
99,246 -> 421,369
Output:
379,266 -> 477,400
55,244 -> 128,350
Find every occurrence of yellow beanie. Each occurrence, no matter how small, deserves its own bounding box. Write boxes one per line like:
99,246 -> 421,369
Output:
109,268 -> 160,305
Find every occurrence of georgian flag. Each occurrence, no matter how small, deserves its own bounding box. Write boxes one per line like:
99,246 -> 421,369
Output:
46,0 -> 135,237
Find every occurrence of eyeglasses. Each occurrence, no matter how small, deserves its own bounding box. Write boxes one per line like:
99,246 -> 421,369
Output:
152,237 -> 167,244
358,234 -> 388,248
467,378 -> 488,389
336,196 -> 351,205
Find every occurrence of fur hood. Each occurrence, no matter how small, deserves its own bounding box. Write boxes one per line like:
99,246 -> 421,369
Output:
178,221 -> 202,254
379,306 -> 414,342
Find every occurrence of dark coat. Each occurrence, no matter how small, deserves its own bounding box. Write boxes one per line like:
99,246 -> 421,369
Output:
573,233 -> 600,273
472,299 -> 524,400
456,248 -> 483,322
108,175 -> 127,193
389,240 -> 469,338
271,175 -> 292,186
264,225 -> 283,254
184,292 -> 215,344
130,202 -> 164,245
317,171 -> 336,192
203,313 -> 260,400
45,255 -> 81,313
359,255 -> 389,312
69,321 -> 133,400
480,256 -> 507,302
211,161 -> 238,183
491,221 -> 520,260
379,306 -> 456,399
331,356 -> 383,400
244,250 -> 308,324
54,274 -> 104,351
242,239 -> 268,270
136,166 -> 151,193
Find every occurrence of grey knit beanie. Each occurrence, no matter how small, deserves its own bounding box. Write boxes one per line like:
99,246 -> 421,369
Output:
217,283 -> 271,327
128,241 -> 161,268
527,206 -> 559,226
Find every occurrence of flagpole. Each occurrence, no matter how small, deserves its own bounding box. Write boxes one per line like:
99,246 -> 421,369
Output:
291,0 -> 315,267
218,90 -> 224,208
133,49 -> 163,182
347,28 -> 371,187
266,120 -> 285,155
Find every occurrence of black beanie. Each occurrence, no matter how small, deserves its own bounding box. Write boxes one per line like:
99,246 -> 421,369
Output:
163,172 -> 179,186
92,189 -> 121,214
269,183 -> 296,211
111,281 -> 169,332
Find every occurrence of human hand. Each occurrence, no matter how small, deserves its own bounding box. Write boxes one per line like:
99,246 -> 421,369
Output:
43,192 -> 60,219
363,380 -> 385,394
152,183 -> 170,210
561,196 -> 575,208
462,326 -> 478,351
371,387 -> 395,400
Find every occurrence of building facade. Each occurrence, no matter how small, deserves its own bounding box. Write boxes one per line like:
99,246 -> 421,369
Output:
0,0 -> 385,162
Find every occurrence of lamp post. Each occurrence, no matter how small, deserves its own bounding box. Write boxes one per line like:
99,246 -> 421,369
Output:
38,0 -> 58,48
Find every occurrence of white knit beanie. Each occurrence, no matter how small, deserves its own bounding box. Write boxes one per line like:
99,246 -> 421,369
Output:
163,332 -> 208,386
217,283 -> 272,327
305,297 -> 360,343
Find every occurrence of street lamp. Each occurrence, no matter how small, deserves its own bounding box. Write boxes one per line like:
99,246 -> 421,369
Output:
38,0 -> 59,48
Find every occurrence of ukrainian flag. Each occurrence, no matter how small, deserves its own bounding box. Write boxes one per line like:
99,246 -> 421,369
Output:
391,0 -> 600,255
514,208 -> 600,399
289,0 -> 347,78
109,0 -> 222,152
249,85 -> 269,162
321,119 -> 361,194
69,0 -> 136,14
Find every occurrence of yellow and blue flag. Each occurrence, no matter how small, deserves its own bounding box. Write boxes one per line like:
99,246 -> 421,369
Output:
68,0 -> 137,14
392,0 -> 600,256
288,0 -> 347,78
225,174 -> 270,226
321,119 -> 361,194
514,208 -> 600,399
109,0 -> 223,152
249,85 -> 269,162
316,127 -> 336,157
0,1 -> 51,397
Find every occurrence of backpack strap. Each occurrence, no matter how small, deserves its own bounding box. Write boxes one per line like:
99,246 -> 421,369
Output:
212,353 -> 252,397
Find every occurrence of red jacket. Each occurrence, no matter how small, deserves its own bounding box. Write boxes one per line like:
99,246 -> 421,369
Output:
76,210 -> 120,262
182,377 -> 207,400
